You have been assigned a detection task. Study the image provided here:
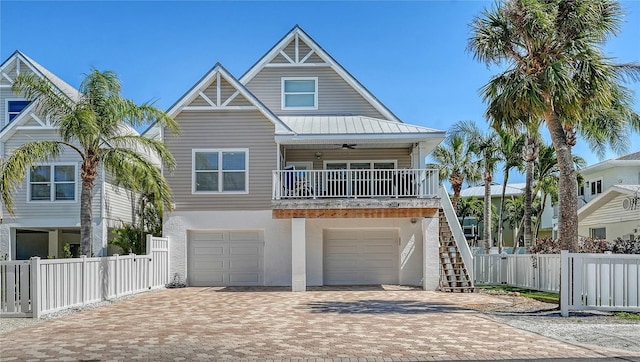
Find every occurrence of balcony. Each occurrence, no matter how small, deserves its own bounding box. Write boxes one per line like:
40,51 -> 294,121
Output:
272,169 -> 441,217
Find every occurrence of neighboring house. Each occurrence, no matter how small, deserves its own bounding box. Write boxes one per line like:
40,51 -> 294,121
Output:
576,151 -> 640,240
459,183 -> 554,247
158,26 -> 448,290
0,51 -> 137,260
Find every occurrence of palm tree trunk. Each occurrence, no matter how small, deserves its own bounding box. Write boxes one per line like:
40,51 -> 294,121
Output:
451,182 -> 462,212
483,161 -> 492,254
497,169 -> 509,253
80,180 -> 93,257
523,159 -> 534,249
534,191 -> 548,239
544,111 -> 579,252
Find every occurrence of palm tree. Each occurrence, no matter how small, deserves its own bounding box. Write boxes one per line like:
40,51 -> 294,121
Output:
457,196 -> 484,230
4,69 -> 179,256
451,120 -> 500,253
432,134 -> 479,210
521,122 -> 541,250
493,128 -> 524,252
470,0 -> 640,252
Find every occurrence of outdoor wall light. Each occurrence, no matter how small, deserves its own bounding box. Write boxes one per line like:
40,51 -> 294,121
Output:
315,152 -> 322,159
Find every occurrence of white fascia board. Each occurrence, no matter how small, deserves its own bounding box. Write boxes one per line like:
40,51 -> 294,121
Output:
581,160 -> 640,175
577,185 -> 636,221
275,132 -> 445,144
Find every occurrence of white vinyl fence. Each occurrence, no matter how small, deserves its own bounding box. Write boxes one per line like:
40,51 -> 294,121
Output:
474,254 -> 560,292
0,235 -> 169,318
474,251 -> 640,316
561,251 -> 640,316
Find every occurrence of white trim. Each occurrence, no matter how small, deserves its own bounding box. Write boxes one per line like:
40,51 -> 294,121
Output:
221,91 -> 240,107
300,49 -> 316,63
278,50 -> 295,64
192,148 -> 249,194
182,106 -> 257,111
264,63 -> 330,68
29,113 -> 47,127
589,177 -> 603,196
239,27 -> 402,123
5,98 -> 29,125
198,91 -> 216,107
26,163 -> 79,204
2,72 -> 14,83
281,77 -> 318,110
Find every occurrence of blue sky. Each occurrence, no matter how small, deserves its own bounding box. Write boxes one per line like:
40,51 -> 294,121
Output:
1,1 -> 639,183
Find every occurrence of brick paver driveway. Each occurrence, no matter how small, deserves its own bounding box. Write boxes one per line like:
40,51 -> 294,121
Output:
1,286 -> 638,361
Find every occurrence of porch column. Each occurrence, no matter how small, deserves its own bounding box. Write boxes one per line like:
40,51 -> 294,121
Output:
48,230 -> 58,258
291,217 -> 306,292
422,216 -> 440,290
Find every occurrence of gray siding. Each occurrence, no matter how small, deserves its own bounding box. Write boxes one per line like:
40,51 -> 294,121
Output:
285,148 -> 411,169
165,110 -> 277,211
103,182 -> 135,226
2,130 -> 102,221
1,65 -> 37,129
581,193 -> 640,225
245,67 -> 385,118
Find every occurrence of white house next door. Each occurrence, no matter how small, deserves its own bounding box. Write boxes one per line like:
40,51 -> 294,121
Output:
323,229 -> 398,285
188,230 -> 264,286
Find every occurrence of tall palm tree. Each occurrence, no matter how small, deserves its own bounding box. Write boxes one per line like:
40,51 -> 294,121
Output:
432,134 -> 479,210
521,121 -> 541,249
493,128 -> 524,252
451,120 -> 500,253
4,69 -> 179,256
457,196 -> 484,232
470,0 -> 640,252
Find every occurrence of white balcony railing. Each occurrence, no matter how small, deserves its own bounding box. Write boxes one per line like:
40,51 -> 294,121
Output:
272,169 -> 439,200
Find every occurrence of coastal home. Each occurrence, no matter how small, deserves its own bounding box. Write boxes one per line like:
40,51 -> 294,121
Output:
160,26 -> 470,290
459,183 -> 554,248
576,151 -> 640,240
0,51 -> 137,260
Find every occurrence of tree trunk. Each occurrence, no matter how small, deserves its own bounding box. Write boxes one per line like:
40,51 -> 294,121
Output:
80,179 -> 93,257
450,172 -> 463,212
80,155 -> 98,257
534,191 -> 548,239
544,111 -> 579,252
523,159 -> 534,250
497,169 -> 510,253
483,161 -> 492,254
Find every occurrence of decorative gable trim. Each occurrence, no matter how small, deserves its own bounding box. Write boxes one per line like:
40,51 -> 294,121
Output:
239,25 -> 402,123
165,63 -> 292,133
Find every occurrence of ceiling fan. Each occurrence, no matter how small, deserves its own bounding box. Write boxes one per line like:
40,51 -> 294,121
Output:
338,144 -> 357,150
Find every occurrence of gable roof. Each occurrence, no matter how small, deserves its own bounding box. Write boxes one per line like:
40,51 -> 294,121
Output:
239,25 -> 403,124
581,150 -> 640,174
578,184 -> 640,221
164,62 -> 292,134
460,183 -> 526,198
0,51 -> 82,141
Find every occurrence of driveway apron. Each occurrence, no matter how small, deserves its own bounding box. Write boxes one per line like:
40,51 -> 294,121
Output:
1,287 -> 637,361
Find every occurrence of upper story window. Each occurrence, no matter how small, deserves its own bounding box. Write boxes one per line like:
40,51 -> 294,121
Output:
7,99 -> 31,123
578,184 -> 584,197
281,77 -> 318,110
193,149 -> 248,193
590,179 -> 602,195
28,164 -> 77,202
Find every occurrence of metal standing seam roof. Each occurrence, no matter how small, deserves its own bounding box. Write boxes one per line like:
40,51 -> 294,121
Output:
277,115 -> 442,135
460,184 -> 525,198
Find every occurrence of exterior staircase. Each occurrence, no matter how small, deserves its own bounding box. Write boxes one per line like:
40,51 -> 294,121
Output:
439,209 -> 474,292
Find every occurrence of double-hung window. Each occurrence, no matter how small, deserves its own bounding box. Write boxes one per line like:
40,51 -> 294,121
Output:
193,149 -> 248,193
6,99 -> 31,123
29,164 -> 76,202
590,179 -> 602,195
281,77 -> 317,109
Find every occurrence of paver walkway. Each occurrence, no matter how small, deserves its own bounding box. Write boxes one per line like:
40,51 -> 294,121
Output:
1,286 -> 638,361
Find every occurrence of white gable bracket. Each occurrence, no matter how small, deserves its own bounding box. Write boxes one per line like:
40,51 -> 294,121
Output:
278,50 -> 294,64
30,113 -> 47,127
221,91 -> 240,107
198,91 -> 216,107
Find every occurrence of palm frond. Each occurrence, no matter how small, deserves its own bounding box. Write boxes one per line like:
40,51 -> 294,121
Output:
0,141 -> 64,214
12,73 -> 74,122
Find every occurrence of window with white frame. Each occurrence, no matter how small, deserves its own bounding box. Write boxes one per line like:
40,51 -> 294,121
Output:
28,164 -> 76,202
193,149 -> 248,193
281,77 -> 318,109
6,99 -> 31,123
590,227 -> 606,239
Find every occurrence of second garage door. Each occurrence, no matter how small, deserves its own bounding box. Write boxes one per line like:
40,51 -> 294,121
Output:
188,230 -> 264,286
323,229 -> 399,285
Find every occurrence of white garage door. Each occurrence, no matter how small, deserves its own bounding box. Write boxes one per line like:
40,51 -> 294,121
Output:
324,229 -> 398,285
188,230 -> 264,286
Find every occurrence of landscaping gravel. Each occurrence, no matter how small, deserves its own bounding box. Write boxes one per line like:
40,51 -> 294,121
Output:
472,289 -> 640,353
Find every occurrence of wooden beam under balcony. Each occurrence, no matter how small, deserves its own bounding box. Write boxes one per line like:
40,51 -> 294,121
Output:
272,208 -> 438,219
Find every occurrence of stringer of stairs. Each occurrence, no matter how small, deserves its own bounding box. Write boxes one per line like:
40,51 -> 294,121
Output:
438,209 -> 474,293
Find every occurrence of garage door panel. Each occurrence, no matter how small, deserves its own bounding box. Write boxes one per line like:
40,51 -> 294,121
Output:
188,230 -> 264,286
324,229 -> 398,285
229,273 -> 261,284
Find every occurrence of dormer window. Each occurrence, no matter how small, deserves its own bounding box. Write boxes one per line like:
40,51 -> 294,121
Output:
281,77 -> 317,110
6,99 -> 31,123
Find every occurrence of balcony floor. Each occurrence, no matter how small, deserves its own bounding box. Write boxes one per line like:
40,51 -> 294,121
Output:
272,197 -> 441,219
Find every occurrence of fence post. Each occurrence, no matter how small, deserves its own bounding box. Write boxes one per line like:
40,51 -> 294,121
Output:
81,255 -> 87,306
536,253 -> 541,291
114,254 -> 119,298
146,234 -> 153,289
30,257 -> 41,319
560,250 -> 569,317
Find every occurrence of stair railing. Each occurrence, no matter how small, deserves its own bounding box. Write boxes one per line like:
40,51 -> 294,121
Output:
438,186 -> 474,281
